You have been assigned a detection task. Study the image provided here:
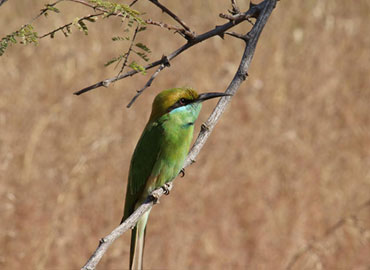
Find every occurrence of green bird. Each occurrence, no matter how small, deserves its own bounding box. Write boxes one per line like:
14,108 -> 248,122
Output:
121,87 -> 230,270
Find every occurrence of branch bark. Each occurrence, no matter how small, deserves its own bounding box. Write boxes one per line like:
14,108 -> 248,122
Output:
184,0 -> 277,167
81,183 -> 173,270
73,0 -> 269,96
81,1 -> 277,269
148,0 -> 195,39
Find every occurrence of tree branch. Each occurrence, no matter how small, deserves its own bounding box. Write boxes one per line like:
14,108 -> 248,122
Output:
73,0 -> 267,96
184,0 -> 276,167
39,13 -> 102,39
127,55 -> 170,108
81,183 -> 173,270
80,1 -> 277,269
148,0 -> 192,32
145,18 -> 193,38
116,26 -> 139,78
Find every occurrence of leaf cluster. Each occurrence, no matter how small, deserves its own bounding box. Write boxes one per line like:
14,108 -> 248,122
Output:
1,0 -> 151,81
89,0 -> 143,24
0,24 -> 38,56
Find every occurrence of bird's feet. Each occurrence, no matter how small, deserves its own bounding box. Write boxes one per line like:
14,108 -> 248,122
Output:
179,168 -> 185,178
151,183 -> 172,204
162,183 -> 172,195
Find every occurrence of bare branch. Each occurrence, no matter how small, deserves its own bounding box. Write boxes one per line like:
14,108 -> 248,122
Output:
80,1 -> 277,270
81,183 -> 173,270
74,0 -> 265,96
145,18 -> 193,38
220,12 -> 255,26
127,55 -> 170,108
225,31 -> 250,41
147,0 -> 195,40
184,0 -> 276,167
148,0 -> 191,31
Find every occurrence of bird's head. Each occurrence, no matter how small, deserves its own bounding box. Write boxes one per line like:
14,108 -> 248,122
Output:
149,87 -> 231,122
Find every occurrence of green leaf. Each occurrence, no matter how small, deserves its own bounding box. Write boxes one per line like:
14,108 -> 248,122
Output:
129,61 -> 146,74
47,5 -> 60,13
78,21 -> 89,35
85,16 -> 97,23
104,55 -> 124,67
134,51 -> 149,62
135,42 -> 151,53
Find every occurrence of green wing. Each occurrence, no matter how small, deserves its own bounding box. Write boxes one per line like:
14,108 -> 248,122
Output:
122,121 -> 164,222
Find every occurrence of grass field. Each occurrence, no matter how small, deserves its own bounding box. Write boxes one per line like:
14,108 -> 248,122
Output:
1,0 -> 370,269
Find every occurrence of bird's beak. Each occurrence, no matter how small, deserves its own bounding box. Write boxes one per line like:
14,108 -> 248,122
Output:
197,92 -> 232,102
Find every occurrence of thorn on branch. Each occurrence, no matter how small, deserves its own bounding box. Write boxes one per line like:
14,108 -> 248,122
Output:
225,31 -> 250,42
240,71 -> 249,81
201,123 -> 210,132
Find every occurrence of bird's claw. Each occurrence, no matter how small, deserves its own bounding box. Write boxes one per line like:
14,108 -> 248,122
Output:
179,168 -> 185,177
152,191 -> 161,204
162,183 -> 171,195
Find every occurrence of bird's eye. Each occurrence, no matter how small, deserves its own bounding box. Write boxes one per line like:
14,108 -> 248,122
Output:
179,98 -> 186,105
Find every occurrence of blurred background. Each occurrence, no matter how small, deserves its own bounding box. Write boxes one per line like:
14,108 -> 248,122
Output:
1,0 -> 370,269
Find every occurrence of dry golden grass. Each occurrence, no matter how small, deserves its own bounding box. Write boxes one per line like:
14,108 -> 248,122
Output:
1,0 -> 370,269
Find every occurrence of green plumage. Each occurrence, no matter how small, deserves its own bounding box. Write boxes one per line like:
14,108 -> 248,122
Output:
121,88 -> 230,270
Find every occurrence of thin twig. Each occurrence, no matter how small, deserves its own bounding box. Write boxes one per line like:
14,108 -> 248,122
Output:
145,18 -> 190,37
38,0 -> 65,19
148,0 -> 191,31
225,31 -> 250,41
116,26 -> 140,78
127,55 -> 170,108
129,0 -> 139,7
39,13 -> 101,38
74,1 -> 264,96
184,0 -> 276,167
147,0 -> 195,39
229,0 -> 240,15
81,183 -> 173,270
80,1 -> 277,270
67,0 -> 131,18
39,0 -> 139,39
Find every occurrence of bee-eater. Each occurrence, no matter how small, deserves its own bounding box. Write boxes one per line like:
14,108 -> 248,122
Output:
121,87 -> 230,270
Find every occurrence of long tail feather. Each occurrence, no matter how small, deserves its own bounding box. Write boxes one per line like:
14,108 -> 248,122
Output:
130,211 -> 150,270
